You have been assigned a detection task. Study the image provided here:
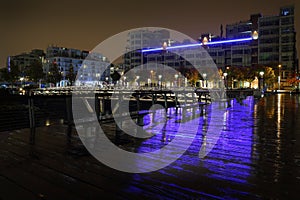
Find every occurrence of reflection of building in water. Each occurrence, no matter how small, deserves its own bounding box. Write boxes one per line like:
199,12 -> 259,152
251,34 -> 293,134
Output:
45,46 -> 110,86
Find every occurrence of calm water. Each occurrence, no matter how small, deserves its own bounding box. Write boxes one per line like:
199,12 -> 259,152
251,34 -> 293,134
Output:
120,94 -> 300,199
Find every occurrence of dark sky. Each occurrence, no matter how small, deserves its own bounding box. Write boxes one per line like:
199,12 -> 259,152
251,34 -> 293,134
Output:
0,0 -> 298,67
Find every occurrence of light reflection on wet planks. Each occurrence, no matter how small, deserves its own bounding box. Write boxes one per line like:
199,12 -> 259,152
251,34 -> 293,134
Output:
1,96 -> 300,199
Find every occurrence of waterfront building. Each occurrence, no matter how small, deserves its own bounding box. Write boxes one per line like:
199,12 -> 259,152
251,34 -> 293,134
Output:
124,29 -> 171,71
126,5 -> 297,89
259,6 -> 296,85
45,46 -> 110,86
7,49 -> 45,75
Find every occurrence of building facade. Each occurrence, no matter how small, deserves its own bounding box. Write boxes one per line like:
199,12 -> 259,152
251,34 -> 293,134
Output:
8,49 -> 45,75
123,6 -> 297,89
257,5 -> 296,85
45,46 -> 110,86
124,29 -> 171,71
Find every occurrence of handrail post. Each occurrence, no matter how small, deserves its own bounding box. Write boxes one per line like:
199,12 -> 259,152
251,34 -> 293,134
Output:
28,90 -> 36,145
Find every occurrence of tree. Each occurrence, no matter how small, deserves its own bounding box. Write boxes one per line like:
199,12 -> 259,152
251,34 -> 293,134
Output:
263,66 -> 276,88
0,62 -> 20,86
66,64 -> 76,86
287,73 -> 300,89
178,66 -> 200,86
26,60 -> 44,83
185,68 -> 200,86
47,63 -> 62,85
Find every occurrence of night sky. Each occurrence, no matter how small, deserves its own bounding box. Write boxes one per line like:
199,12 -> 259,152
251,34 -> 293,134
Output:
0,0 -> 299,67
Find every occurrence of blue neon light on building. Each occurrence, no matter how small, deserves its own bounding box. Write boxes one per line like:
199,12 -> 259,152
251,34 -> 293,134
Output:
141,37 -> 254,53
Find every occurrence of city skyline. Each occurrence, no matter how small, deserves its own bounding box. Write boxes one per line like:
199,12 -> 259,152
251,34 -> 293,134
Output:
0,0 -> 299,68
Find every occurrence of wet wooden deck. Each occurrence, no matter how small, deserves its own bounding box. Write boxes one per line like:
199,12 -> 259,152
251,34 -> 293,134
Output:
1,100 -> 300,199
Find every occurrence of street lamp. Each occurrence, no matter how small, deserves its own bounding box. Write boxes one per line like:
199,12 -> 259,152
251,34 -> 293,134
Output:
278,64 -> 281,90
110,66 -> 114,73
259,71 -> 264,90
223,72 -> 228,89
123,76 -> 126,88
20,77 -> 24,88
136,75 -> 140,87
174,74 -> 178,87
110,66 -> 114,85
150,70 -> 154,87
158,74 -> 162,89
105,77 -> 109,89
203,73 -> 207,88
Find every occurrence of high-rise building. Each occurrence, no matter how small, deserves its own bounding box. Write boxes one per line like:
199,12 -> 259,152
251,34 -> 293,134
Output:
258,5 -> 296,84
126,5 -> 297,89
124,29 -> 171,71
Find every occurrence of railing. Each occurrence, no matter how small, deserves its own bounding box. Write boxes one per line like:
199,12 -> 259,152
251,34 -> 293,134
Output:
0,87 -> 260,144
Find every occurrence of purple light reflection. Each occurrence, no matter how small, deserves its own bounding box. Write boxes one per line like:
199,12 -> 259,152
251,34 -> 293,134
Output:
123,97 -> 256,198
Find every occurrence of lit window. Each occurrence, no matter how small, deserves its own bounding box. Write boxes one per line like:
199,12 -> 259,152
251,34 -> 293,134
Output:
283,10 -> 289,16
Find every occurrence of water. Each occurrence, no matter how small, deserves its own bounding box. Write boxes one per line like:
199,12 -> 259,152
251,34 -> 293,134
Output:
121,94 -> 300,199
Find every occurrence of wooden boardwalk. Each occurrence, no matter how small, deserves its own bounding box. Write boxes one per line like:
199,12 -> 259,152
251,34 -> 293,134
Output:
1,99 -> 300,199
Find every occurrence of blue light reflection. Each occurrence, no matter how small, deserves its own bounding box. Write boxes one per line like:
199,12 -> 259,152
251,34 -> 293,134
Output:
122,96 -> 257,198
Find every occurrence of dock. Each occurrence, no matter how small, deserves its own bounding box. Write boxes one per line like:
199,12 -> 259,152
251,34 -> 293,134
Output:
1,99 -> 299,199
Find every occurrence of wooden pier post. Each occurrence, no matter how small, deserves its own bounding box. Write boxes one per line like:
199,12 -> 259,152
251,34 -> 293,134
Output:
175,93 -> 179,114
164,92 -> 168,113
95,93 -> 100,120
115,91 -> 123,142
152,93 -> 155,105
136,94 -> 144,126
28,90 -> 36,145
65,95 -> 73,144
99,97 -> 104,119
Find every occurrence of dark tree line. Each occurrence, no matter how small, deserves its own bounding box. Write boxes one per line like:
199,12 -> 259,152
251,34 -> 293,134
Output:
0,60 -> 44,84
0,61 -> 78,86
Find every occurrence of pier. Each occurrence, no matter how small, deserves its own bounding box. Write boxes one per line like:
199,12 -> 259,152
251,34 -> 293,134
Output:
0,93 -> 299,199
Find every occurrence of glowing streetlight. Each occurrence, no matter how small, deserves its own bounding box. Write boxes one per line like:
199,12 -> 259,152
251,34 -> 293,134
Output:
174,74 -> 178,87
123,76 -> 126,87
278,64 -> 281,90
110,66 -> 114,73
252,31 -> 259,40
202,37 -> 208,45
150,70 -> 154,86
158,74 -> 162,89
203,73 -> 207,88
136,76 -> 140,87
259,71 -> 264,90
20,77 -> 24,88
259,71 -> 264,76
223,72 -> 228,89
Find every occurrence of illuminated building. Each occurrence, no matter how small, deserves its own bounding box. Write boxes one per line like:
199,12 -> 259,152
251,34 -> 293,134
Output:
129,5 -> 297,89
124,29 -> 172,71
259,5 -> 296,86
7,49 -> 46,75
45,46 -> 110,86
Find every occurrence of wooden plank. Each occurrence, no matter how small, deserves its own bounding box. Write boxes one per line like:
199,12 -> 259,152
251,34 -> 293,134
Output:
1,166 -> 83,200
0,129 -> 150,198
0,175 -> 37,200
